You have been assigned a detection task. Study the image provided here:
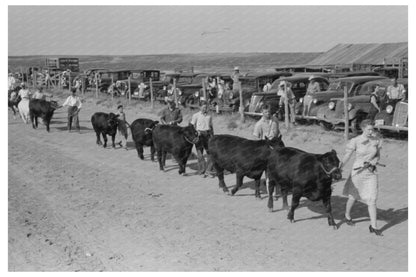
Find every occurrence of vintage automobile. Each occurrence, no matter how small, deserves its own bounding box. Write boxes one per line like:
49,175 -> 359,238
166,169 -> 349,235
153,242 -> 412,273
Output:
98,69 -> 131,93
244,74 -> 329,117
373,79 -> 408,133
297,75 -> 388,121
121,70 -> 161,100
374,100 -> 408,133
208,71 -> 292,113
315,78 -> 407,133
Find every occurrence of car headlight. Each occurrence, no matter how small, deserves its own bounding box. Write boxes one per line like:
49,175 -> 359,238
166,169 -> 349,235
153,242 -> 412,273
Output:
194,91 -> 199,97
347,103 -> 353,111
299,97 -> 303,103
328,101 -> 335,110
386,105 -> 393,114
313,99 -> 318,104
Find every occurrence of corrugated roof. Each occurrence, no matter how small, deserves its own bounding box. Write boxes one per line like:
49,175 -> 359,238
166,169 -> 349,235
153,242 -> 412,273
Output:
307,42 -> 408,66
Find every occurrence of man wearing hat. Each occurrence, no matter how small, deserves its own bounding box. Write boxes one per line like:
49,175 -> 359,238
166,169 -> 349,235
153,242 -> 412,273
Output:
278,81 -> 297,125
191,100 -> 214,177
303,76 -> 321,117
231,66 -> 241,93
62,88 -> 82,133
159,99 -> 183,126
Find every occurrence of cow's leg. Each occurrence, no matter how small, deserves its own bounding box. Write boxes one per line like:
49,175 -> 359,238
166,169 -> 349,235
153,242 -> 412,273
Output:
267,178 -> 275,212
231,173 -> 244,196
287,188 -> 302,223
30,112 -> 36,129
102,133 -> 108,148
278,183 -> 289,210
213,162 -> 228,193
156,149 -> 164,171
254,178 -> 261,199
45,118 -> 50,132
323,195 -> 337,229
150,144 -> 155,162
162,151 -> 167,167
35,116 -> 39,128
136,142 -> 144,160
95,131 -> 102,145
111,134 -> 116,148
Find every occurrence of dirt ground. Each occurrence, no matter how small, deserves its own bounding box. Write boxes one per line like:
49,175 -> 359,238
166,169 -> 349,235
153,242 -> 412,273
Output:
8,93 -> 408,271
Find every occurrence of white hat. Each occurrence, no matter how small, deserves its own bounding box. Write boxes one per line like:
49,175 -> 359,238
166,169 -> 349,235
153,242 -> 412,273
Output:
308,76 -> 315,81
279,81 -> 286,87
234,66 -> 239,71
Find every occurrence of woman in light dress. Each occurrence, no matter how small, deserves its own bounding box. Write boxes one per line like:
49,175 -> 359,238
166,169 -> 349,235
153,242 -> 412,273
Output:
340,119 -> 383,236
17,82 -> 32,124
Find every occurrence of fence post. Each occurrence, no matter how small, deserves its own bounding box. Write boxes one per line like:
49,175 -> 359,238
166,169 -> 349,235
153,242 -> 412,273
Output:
202,77 -> 207,101
150,77 -> 154,109
95,73 -> 98,98
238,81 -> 245,123
33,69 -> 37,88
344,86 -> 349,140
173,78 -> 178,106
284,82 -> 289,129
128,74 -> 131,102
68,73 -> 72,91
81,76 -> 85,96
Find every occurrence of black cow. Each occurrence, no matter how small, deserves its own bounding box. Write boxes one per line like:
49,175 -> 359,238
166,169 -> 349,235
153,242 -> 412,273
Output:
29,99 -> 60,132
130,118 -> 159,161
152,124 -> 199,175
208,134 -> 285,198
8,86 -> 21,118
91,112 -> 126,148
266,147 -> 342,228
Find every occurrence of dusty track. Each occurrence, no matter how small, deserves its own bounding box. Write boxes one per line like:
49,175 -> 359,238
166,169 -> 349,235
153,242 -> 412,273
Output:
8,96 -> 408,271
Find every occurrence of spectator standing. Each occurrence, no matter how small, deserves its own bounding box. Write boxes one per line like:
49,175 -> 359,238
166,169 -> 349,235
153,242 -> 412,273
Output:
386,77 -> 406,100
191,101 -> 214,177
303,76 -> 320,117
62,88 -> 82,133
278,81 -> 297,125
159,99 -> 183,126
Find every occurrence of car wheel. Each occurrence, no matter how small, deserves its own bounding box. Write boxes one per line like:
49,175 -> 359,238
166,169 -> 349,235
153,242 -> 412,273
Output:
319,121 -> 334,131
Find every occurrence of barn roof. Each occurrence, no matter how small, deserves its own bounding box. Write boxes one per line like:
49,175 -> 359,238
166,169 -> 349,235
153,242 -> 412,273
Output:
306,42 -> 408,66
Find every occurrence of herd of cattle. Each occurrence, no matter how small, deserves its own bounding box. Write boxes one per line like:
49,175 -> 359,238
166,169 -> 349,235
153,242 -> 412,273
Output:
90,109 -> 342,229
9,88 -> 343,229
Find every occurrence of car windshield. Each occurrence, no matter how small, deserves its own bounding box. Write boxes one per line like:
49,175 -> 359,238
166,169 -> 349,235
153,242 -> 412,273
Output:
177,76 -> 194,84
327,81 -> 353,92
241,79 -> 258,91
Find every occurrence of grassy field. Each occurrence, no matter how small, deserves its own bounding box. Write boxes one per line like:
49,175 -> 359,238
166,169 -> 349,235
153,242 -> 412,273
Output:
8,52 -> 321,73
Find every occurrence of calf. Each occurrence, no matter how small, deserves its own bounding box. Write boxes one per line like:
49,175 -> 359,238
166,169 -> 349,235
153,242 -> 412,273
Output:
130,118 -> 159,161
152,124 -> 199,175
266,147 -> 342,228
29,99 -> 60,132
91,112 -> 126,148
208,134 -> 285,198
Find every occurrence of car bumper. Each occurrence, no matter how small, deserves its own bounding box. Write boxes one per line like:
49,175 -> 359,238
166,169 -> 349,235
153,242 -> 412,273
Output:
244,112 -> 262,117
374,124 -> 408,132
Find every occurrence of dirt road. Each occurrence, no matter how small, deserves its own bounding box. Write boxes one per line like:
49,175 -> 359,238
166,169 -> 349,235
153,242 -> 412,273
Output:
8,96 -> 408,271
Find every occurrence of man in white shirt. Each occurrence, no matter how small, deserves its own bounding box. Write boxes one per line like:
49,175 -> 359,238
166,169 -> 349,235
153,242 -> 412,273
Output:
387,77 -> 406,101
62,88 -> 82,133
191,101 -> 214,177
8,73 -> 16,90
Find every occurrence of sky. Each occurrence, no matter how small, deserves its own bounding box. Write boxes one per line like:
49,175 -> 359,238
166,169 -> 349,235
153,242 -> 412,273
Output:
8,5 -> 408,56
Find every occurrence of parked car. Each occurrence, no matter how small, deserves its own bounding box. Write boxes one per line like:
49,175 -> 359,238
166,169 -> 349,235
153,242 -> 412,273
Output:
373,78 -> 408,133
98,69 -> 131,93
119,70 -> 161,100
297,75 -> 388,121
244,74 -> 329,117
209,71 -> 292,113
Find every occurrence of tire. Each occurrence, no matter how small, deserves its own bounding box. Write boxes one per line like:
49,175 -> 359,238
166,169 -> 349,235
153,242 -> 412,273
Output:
319,121 -> 334,131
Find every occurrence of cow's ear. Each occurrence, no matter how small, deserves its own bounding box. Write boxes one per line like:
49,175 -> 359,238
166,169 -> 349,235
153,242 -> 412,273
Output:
331,149 -> 336,154
278,134 -> 282,140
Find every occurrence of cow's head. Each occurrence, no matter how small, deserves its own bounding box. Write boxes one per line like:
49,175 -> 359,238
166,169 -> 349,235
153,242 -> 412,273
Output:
320,149 -> 342,181
265,134 -> 285,149
107,113 -> 120,129
183,123 -> 199,144
144,120 -> 159,134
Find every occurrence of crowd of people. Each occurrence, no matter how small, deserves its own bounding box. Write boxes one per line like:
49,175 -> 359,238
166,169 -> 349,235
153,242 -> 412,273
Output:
8,68 -> 395,236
